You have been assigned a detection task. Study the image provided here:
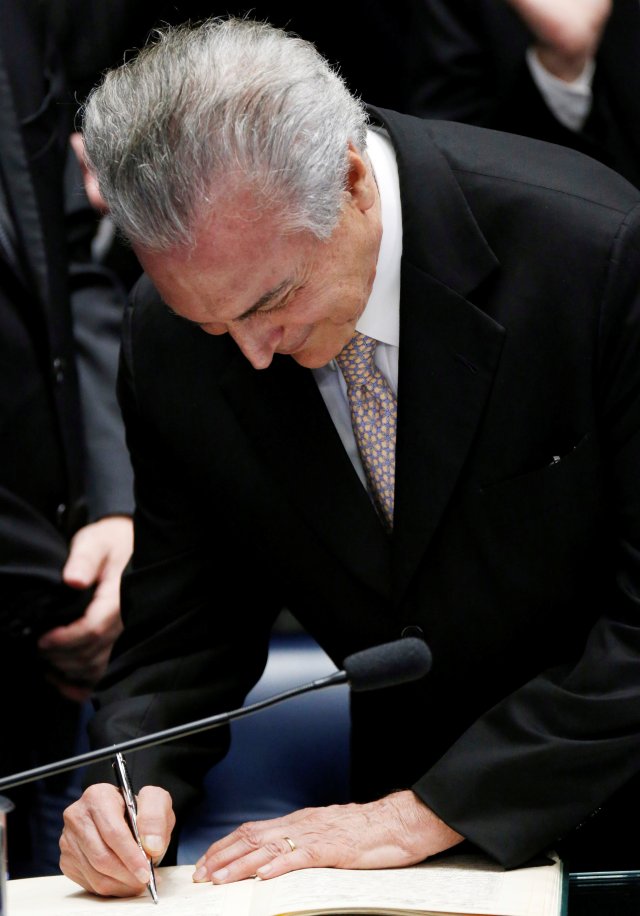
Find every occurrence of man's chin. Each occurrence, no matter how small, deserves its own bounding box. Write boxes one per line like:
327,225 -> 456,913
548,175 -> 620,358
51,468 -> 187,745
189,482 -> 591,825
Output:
288,332 -> 353,369
287,338 -> 340,369
291,350 -> 332,369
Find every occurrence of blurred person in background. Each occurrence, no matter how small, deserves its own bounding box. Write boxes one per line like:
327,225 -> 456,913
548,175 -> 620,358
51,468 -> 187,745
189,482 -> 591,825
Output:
409,0 -> 640,187
0,0 -> 133,877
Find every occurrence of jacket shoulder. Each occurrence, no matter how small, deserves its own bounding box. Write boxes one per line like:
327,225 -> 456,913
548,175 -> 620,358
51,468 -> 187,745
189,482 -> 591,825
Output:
373,107 -> 640,216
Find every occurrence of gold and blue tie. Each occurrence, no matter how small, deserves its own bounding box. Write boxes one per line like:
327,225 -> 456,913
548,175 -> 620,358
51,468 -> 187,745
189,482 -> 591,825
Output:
336,332 -> 397,530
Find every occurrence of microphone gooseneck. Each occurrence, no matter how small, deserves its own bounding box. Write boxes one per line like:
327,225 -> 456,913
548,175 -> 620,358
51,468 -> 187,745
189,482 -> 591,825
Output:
0,637 -> 431,791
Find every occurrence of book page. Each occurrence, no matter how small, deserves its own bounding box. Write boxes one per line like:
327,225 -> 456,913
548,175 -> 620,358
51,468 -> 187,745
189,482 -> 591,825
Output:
7,865 -> 253,916
8,856 -> 562,916
250,854 -> 562,916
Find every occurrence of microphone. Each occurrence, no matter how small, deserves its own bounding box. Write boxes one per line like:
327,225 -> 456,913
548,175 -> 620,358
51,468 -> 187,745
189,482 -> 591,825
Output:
0,637 -> 431,792
344,636 -> 432,692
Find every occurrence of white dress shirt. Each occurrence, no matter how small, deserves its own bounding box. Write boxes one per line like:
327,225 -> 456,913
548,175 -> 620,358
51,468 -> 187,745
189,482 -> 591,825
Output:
312,127 -> 402,491
527,47 -> 595,132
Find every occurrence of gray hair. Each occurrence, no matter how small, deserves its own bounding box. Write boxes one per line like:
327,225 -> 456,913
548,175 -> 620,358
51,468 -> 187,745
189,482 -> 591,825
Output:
82,18 -> 369,251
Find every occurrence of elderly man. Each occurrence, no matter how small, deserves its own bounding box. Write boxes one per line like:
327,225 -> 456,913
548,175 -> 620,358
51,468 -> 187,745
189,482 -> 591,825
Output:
61,17 -> 640,895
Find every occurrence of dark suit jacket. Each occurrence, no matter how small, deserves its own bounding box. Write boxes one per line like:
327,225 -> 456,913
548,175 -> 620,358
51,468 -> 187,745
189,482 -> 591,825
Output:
89,108 -> 640,870
409,0 -> 640,188
0,0 -> 133,629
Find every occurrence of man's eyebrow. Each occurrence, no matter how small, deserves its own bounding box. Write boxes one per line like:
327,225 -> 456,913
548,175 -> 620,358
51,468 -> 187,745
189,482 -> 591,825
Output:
164,304 -> 206,327
163,278 -> 293,326
236,279 -> 292,321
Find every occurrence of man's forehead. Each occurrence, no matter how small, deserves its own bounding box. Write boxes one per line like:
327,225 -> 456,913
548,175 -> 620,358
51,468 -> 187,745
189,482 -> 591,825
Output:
138,203 -> 289,270
198,183 -> 289,238
135,213 -> 307,323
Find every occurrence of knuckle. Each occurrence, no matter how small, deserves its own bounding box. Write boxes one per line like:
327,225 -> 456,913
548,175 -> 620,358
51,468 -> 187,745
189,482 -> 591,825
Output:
236,822 -> 263,850
86,798 -> 116,824
100,820 -> 124,847
263,840 -> 285,858
303,843 -> 323,865
62,806 -> 79,829
91,848 -> 115,873
92,873 -> 121,897
140,784 -> 170,803
84,783 -> 106,803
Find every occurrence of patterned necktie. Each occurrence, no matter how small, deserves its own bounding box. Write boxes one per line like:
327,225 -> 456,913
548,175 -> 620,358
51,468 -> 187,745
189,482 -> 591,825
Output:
336,332 -> 397,529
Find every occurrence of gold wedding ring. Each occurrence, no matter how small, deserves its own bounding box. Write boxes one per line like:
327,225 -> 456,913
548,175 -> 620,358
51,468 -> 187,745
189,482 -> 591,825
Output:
283,836 -> 297,853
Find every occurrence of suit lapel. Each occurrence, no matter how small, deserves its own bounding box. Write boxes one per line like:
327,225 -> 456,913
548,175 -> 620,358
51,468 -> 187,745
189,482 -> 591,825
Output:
369,108 -> 506,604
218,348 -> 393,599
393,263 -> 505,603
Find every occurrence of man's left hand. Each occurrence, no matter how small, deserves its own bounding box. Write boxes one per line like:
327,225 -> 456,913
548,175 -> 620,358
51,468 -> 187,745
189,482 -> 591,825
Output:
37,516 -> 133,702
192,790 -> 464,884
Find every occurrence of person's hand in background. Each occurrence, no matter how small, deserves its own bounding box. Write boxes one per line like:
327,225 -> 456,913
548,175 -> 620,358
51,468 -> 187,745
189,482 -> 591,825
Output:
505,0 -> 612,81
38,516 -> 133,701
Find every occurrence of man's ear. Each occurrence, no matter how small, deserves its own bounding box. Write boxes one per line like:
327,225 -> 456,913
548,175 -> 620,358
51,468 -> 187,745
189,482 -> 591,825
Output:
345,143 -> 377,213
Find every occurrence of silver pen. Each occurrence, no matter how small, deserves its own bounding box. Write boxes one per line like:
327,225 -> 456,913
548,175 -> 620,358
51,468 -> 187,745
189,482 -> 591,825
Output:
112,752 -> 159,904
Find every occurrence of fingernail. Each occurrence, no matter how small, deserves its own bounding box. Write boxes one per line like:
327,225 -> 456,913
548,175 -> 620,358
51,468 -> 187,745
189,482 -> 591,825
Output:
212,867 -> 228,882
143,835 -> 164,855
135,867 -> 150,884
258,863 -> 272,877
193,867 -> 208,882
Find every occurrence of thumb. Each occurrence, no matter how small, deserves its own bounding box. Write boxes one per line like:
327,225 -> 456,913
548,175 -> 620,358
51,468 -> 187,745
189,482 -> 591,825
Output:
62,525 -> 105,588
137,786 -> 176,864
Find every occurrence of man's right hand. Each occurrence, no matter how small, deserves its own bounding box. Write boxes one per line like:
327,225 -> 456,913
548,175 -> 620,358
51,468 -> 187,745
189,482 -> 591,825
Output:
60,784 -> 176,897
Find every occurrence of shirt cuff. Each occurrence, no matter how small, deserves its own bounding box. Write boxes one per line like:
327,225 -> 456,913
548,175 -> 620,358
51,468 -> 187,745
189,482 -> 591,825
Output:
526,46 -> 595,132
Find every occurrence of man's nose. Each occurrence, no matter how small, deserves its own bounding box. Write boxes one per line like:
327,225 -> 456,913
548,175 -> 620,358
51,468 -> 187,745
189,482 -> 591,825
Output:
228,323 -> 283,370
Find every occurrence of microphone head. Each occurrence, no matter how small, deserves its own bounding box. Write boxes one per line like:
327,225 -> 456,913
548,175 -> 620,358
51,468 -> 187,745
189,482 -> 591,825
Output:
343,637 -> 432,692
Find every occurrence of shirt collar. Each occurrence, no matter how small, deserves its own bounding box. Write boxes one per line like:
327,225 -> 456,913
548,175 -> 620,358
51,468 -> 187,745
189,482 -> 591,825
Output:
355,126 -> 402,348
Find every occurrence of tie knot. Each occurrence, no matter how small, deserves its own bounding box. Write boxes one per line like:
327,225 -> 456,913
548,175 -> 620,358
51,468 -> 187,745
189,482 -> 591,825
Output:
336,332 -> 378,388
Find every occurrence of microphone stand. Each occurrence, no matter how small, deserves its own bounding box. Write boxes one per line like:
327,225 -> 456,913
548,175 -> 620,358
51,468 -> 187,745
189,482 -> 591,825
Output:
0,635 -> 430,792
0,670 -> 346,793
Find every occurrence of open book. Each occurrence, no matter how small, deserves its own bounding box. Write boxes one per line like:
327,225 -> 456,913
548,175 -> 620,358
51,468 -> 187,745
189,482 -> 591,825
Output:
8,853 -> 564,916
